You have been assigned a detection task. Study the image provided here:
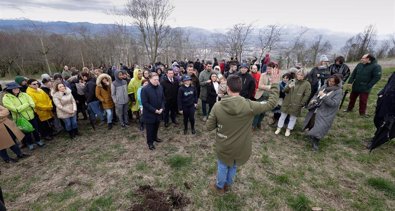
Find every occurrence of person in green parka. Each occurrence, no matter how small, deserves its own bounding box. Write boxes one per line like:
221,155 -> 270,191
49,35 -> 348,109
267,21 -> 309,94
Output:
206,70 -> 281,194
344,54 -> 382,116
275,69 -> 311,137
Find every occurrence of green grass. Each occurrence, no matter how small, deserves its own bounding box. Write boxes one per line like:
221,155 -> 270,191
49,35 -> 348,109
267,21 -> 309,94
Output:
167,154 -> 192,169
367,177 -> 395,198
214,193 -> 244,211
287,194 -> 312,211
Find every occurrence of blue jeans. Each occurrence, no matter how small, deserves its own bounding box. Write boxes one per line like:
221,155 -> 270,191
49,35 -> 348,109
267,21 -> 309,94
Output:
87,101 -> 104,122
216,159 -> 237,189
104,109 -> 113,124
62,115 -> 78,131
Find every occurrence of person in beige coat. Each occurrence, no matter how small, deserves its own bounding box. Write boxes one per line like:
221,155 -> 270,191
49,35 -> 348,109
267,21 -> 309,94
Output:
52,82 -> 78,139
0,105 -> 29,163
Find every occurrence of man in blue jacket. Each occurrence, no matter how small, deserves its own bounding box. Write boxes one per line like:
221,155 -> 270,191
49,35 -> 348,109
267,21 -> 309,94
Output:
141,72 -> 165,150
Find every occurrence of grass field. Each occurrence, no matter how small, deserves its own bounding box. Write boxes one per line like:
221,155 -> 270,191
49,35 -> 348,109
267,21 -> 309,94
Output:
0,68 -> 394,211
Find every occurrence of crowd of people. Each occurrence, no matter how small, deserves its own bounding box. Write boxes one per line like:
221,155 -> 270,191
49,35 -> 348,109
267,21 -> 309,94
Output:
0,53 -> 389,196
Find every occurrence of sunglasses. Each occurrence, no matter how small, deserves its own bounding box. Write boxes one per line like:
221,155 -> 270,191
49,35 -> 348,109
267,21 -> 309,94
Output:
31,83 -> 38,85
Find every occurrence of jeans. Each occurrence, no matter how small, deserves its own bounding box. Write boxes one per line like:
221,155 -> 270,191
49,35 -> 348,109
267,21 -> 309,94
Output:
115,103 -> 129,125
87,100 -> 104,122
277,112 -> 297,130
62,115 -> 78,132
216,159 -> 237,189
201,100 -> 208,117
347,92 -> 369,115
104,109 -> 113,124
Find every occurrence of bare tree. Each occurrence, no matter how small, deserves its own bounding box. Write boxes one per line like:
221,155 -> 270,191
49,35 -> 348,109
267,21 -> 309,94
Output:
342,25 -> 377,62
257,25 -> 282,60
225,23 -> 254,60
124,0 -> 174,64
308,35 -> 332,65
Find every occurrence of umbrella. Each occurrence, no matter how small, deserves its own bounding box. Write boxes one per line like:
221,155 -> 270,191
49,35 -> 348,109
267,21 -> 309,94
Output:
368,115 -> 395,152
339,90 -> 349,109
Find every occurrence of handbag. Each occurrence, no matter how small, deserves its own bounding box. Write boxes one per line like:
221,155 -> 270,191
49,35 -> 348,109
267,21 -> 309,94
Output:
16,113 -> 35,133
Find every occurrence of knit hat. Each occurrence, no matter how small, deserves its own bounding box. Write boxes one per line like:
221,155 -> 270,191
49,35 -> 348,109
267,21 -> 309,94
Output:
320,55 -> 329,62
41,73 -> 51,81
15,76 -> 27,85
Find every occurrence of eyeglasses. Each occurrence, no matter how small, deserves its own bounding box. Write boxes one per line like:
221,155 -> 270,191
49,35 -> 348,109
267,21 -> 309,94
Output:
31,83 -> 38,85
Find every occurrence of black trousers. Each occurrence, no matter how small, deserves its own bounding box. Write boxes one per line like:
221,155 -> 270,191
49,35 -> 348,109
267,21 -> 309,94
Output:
39,118 -> 53,137
0,186 -> 5,211
164,101 -> 177,123
145,122 -> 160,146
29,116 -> 41,142
183,106 -> 195,130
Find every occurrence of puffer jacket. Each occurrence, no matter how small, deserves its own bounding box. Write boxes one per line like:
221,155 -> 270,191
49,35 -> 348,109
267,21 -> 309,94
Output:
96,74 -> 114,109
281,79 -> 311,117
2,92 -> 35,121
52,88 -> 77,119
111,70 -> 129,105
26,87 -> 53,121
348,60 -> 382,93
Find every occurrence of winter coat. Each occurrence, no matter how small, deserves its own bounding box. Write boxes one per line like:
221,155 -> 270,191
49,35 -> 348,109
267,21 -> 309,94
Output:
141,82 -> 165,124
177,85 -> 198,109
52,88 -> 77,119
111,70 -> 129,105
95,74 -> 114,109
84,77 -> 98,103
329,63 -> 351,82
198,69 -> 213,101
255,72 -> 271,100
26,87 -> 53,121
307,66 -> 331,88
2,92 -> 35,121
206,82 -> 218,105
161,76 -> 179,103
281,79 -> 311,117
304,84 -> 342,139
348,60 -> 382,93
128,69 -> 143,112
0,105 -> 24,150
375,72 -> 395,122
206,84 -> 279,166
238,72 -> 256,100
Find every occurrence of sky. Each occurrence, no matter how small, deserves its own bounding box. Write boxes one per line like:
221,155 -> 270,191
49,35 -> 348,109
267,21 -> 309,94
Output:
1,0 -> 394,35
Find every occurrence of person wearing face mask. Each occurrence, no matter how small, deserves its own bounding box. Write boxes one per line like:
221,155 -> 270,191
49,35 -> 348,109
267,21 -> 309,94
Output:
96,73 -> 115,130
275,69 -> 311,137
52,82 -> 78,139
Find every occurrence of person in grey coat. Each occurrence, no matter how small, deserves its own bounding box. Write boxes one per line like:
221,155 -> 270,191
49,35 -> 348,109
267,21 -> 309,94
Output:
111,68 -> 129,127
303,75 -> 343,151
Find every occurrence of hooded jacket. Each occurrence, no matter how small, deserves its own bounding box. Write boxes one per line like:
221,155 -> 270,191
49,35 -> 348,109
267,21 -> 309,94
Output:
281,79 -> 311,117
26,87 -> 54,121
128,69 -> 143,112
111,70 -> 129,105
95,74 -> 114,109
348,60 -> 382,93
2,92 -> 35,121
206,84 -> 279,166
84,77 -> 98,103
52,88 -> 77,119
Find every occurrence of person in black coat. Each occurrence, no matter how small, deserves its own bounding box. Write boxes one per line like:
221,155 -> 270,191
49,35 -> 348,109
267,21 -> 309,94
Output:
160,69 -> 179,127
141,73 -> 165,150
81,72 -> 104,123
178,75 -> 198,135
374,72 -> 395,129
238,63 -> 256,100
206,73 -> 219,115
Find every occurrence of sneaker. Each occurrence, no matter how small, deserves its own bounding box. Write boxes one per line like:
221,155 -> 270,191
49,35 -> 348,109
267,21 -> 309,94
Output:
343,109 -> 352,112
285,129 -> 291,137
28,144 -> 36,150
202,116 -> 207,122
36,141 -> 45,147
148,145 -> 155,150
191,129 -> 196,134
121,123 -> 126,128
275,128 -> 281,135
155,138 -> 163,143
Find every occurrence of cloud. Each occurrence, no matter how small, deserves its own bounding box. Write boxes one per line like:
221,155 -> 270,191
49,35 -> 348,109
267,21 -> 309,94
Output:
0,0 -> 123,12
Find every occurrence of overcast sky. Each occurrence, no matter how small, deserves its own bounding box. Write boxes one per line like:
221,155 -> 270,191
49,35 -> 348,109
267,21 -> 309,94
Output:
1,0 -> 394,35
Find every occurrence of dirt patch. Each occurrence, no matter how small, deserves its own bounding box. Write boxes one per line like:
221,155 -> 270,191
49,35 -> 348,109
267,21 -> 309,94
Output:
130,185 -> 190,211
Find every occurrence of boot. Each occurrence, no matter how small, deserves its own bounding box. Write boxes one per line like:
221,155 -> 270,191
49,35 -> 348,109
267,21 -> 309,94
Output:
275,127 -> 281,135
74,128 -> 81,136
191,127 -> 196,134
68,130 -> 75,139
